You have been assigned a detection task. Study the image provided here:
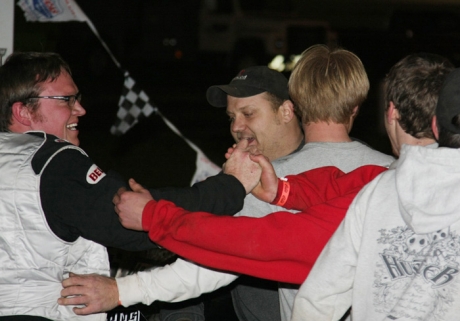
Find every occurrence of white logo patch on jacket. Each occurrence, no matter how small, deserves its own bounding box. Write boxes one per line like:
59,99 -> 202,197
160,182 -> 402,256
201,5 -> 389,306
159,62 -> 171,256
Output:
86,164 -> 106,184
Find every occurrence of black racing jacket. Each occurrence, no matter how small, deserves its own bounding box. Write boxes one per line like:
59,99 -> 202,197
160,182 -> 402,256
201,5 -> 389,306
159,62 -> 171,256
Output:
33,133 -> 245,251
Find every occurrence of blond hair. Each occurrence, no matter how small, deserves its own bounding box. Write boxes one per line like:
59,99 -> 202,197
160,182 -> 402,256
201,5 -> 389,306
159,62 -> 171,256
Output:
289,44 -> 369,124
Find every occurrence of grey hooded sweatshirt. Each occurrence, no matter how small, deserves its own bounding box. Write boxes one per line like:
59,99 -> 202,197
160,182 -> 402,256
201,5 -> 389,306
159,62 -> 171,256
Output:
293,144 -> 460,321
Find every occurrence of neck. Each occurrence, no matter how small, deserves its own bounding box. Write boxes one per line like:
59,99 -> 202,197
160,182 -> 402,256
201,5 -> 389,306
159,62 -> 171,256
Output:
8,124 -> 28,134
393,124 -> 437,156
400,135 -> 436,150
303,121 -> 352,143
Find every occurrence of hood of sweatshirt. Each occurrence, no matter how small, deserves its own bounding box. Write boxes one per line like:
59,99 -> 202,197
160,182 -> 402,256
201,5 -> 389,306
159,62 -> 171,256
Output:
396,144 -> 460,234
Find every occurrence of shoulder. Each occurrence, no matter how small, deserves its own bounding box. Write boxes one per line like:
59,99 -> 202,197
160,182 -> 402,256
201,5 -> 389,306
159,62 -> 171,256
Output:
353,142 -> 395,166
352,167 -> 396,209
31,132 -> 86,174
31,133 -> 107,185
36,137 -> 110,189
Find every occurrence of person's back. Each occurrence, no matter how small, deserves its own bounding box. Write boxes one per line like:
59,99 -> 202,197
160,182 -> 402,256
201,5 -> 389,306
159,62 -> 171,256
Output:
240,140 -> 393,319
294,141 -> 460,321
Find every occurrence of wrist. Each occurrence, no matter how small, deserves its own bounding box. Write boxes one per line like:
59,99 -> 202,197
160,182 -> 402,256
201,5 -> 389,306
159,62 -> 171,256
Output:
116,275 -> 145,307
271,178 -> 290,206
142,200 -> 157,231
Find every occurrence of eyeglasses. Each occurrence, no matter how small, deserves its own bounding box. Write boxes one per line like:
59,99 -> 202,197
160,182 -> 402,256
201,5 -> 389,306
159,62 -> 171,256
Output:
28,92 -> 82,107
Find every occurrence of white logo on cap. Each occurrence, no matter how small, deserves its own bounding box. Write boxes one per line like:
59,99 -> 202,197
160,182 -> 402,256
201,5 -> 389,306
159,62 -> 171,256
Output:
234,75 -> 247,80
86,164 -> 106,184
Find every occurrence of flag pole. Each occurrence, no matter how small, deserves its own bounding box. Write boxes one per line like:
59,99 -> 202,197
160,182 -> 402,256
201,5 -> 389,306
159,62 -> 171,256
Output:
84,19 -> 122,69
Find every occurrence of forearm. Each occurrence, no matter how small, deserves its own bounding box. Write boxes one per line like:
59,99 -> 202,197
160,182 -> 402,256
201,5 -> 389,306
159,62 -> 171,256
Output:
143,193 -> 357,284
116,258 -> 238,307
149,173 -> 246,215
276,165 -> 387,211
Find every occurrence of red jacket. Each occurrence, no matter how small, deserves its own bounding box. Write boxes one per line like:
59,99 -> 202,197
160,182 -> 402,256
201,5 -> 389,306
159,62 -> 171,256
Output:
142,165 -> 387,284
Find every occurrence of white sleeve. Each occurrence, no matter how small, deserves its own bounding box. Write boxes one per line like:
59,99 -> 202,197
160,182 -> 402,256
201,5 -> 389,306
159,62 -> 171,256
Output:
116,258 -> 239,307
291,195 -> 364,321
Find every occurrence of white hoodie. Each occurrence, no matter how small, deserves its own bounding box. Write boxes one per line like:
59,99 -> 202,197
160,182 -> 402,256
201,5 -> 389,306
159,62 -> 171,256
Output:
293,144 -> 460,321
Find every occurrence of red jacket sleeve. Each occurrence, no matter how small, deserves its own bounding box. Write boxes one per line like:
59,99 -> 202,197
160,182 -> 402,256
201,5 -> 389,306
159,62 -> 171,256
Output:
142,165 -> 387,284
273,165 -> 387,211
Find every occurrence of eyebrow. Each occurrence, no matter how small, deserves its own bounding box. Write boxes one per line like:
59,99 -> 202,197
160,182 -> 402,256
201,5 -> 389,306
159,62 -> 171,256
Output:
227,105 -> 256,114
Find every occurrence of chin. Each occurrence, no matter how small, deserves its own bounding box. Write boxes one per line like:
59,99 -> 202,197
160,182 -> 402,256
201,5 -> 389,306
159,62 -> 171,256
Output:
66,132 -> 80,146
67,137 -> 80,146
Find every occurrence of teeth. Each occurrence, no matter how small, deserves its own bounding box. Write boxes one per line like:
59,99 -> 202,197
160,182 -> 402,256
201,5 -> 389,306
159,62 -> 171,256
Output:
67,123 -> 77,130
238,136 -> 256,144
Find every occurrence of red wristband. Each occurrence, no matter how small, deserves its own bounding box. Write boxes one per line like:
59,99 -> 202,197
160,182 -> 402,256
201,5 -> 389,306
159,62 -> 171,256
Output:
272,178 -> 290,207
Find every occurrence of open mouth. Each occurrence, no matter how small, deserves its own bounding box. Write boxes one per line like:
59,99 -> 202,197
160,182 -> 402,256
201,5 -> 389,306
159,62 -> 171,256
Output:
66,123 -> 78,131
246,137 -> 255,144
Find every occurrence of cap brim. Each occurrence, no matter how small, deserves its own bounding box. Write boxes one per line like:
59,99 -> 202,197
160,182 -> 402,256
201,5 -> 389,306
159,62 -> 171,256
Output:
206,85 -> 266,107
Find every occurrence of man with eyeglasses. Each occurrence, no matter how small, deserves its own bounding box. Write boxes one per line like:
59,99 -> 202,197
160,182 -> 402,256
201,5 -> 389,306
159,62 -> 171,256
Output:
0,52 -> 262,321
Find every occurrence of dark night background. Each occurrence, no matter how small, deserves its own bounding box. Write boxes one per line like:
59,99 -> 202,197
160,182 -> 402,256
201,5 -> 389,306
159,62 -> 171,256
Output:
12,0 -> 460,189
10,0 -> 460,319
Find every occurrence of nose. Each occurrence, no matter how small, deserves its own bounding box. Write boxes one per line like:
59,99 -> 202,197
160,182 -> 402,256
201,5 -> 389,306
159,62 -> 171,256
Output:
231,115 -> 246,134
72,100 -> 86,117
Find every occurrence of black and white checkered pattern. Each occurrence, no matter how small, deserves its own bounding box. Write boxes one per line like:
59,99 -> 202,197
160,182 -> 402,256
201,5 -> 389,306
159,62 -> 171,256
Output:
110,72 -> 158,136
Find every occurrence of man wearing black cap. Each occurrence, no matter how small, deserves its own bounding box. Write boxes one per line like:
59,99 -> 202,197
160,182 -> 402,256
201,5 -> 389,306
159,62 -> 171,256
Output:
207,65 -> 304,167
206,66 -> 304,321
293,66 -> 460,320
155,66 -> 303,321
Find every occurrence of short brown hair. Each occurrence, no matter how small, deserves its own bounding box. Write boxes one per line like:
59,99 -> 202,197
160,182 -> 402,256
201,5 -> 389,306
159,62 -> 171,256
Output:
289,44 -> 369,124
384,53 -> 454,139
0,52 -> 71,131
263,91 -> 287,112
289,45 -> 369,124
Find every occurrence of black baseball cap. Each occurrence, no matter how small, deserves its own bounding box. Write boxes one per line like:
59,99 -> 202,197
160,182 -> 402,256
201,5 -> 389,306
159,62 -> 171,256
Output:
206,66 -> 289,107
437,68 -> 460,134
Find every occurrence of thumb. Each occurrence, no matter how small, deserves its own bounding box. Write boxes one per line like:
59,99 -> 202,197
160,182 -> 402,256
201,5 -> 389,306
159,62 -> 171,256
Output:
235,139 -> 249,150
129,178 -> 146,193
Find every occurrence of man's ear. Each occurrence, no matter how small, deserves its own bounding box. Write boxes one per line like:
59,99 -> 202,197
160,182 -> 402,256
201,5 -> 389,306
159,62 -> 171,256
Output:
352,105 -> 359,116
432,115 -> 439,140
11,102 -> 32,126
386,102 -> 399,125
351,105 -> 359,120
279,100 -> 295,123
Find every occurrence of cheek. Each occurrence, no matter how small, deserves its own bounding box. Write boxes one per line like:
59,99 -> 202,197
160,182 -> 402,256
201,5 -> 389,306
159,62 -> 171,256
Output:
254,118 -> 275,135
50,114 -> 71,135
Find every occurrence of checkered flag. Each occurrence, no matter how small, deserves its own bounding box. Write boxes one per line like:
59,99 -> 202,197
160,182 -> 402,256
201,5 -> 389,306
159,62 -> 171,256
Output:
110,72 -> 158,136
